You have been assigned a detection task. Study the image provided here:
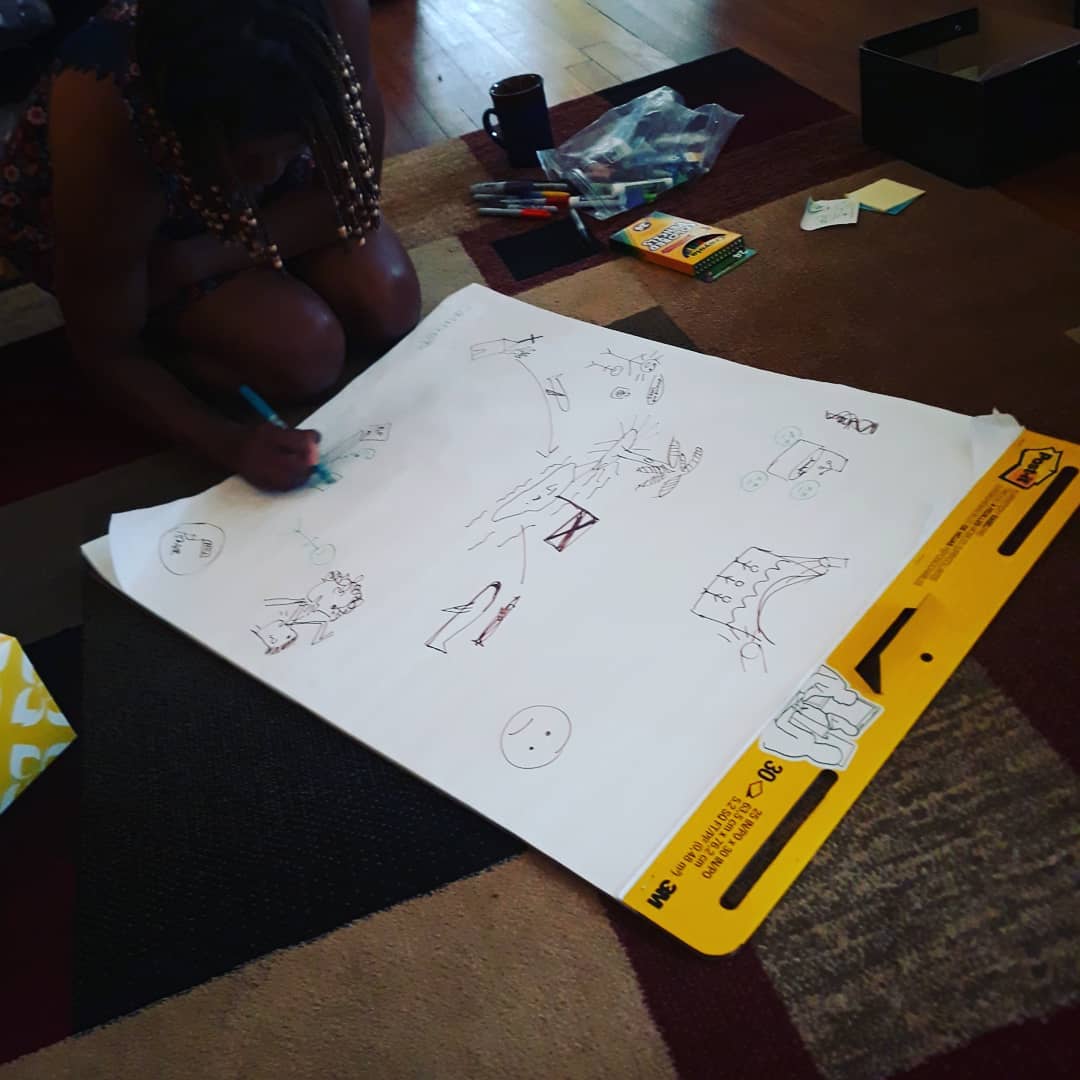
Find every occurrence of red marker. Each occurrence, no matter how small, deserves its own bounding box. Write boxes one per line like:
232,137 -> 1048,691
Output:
473,191 -> 570,204
477,207 -> 559,219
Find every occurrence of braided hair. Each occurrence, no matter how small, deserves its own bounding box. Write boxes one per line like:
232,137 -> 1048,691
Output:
134,0 -> 379,270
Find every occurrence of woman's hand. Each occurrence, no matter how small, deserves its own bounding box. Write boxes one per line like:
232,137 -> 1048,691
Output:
226,422 -> 323,492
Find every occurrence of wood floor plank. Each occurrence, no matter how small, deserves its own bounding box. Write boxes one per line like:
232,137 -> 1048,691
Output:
375,65 -> 446,152
581,0 -> 709,64
417,0 -> 521,93
461,0 -> 599,102
566,58 -> 622,92
531,0 -> 683,69
371,0 -> 473,141
532,0 -> 657,49
370,6 -> 449,150
581,41 -> 669,82
372,0 -> 448,66
458,0 -> 590,70
388,18 -> 488,135
421,0 -> 594,106
588,25 -> 691,72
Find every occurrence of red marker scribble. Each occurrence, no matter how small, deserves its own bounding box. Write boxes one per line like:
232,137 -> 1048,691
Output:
473,596 -> 520,646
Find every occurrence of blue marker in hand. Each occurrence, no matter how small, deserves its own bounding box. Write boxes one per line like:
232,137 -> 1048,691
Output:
239,385 -> 335,486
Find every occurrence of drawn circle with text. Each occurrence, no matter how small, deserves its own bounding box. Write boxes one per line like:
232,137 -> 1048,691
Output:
790,479 -> 820,500
740,470 -> 768,493
774,425 -> 802,448
501,706 -> 572,769
159,523 -> 225,575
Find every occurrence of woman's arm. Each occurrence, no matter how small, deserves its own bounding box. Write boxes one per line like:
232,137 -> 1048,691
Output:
49,71 -> 317,490
50,71 -> 238,458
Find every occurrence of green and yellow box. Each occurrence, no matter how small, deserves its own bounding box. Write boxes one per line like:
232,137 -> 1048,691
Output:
1,634 -> 76,815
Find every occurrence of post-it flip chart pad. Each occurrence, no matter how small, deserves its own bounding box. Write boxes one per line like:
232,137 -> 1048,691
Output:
87,285 -> 1078,953
845,179 -> 926,214
1,635 -> 76,815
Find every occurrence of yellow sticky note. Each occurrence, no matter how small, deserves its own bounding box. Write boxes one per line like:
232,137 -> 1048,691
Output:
845,179 -> 926,213
1,634 -> 76,815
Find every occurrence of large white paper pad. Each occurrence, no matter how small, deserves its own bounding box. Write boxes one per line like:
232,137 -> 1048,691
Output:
96,285 -> 1020,896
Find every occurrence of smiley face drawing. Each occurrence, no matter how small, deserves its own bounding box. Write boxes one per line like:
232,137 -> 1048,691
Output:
501,706 -> 572,769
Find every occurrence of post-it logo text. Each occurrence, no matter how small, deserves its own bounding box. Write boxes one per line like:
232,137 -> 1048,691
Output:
999,447 -> 1062,490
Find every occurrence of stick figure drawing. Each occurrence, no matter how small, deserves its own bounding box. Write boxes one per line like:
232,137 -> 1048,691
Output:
252,570 -> 365,653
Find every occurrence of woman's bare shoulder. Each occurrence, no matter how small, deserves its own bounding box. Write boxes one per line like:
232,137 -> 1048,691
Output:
49,66 -> 156,197
48,68 -> 162,260
50,66 -> 132,143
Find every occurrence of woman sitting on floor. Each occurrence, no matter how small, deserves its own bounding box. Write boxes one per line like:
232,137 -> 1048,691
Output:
0,0 -> 420,491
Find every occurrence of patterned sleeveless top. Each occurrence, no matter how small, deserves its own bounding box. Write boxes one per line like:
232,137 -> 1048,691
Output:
0,0 -> 312,292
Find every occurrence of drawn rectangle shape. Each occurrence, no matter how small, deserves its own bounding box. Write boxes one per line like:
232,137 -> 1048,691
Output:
543,499 -> 598,553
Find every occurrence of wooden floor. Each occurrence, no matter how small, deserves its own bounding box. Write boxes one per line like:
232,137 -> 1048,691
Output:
370,0 -> 1080,232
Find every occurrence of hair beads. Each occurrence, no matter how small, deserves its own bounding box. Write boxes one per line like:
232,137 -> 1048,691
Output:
138,8 -> 380,272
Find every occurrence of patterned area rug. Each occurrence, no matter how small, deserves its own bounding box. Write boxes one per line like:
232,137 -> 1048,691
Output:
2,51 -> 1078,1078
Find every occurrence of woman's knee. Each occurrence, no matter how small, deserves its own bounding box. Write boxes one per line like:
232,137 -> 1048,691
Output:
329,231 -> 421,349
258,292 -> 347,401
171,269 -> 347,401
366,250 -> 421,345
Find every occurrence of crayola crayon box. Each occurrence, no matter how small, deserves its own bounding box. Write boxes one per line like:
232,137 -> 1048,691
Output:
610,211 -> 756,280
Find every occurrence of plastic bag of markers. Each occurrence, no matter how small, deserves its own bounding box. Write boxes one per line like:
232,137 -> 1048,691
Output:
537,86 -> 742,219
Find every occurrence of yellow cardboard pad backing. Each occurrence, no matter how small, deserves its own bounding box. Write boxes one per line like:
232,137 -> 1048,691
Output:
623,430 -> 1078,954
